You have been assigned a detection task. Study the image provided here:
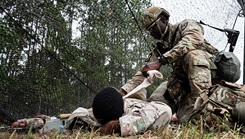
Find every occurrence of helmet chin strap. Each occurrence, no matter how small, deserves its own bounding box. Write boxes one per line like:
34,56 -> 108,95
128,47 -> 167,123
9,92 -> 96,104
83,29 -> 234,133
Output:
161,25 -> 168,39
156,20 -> 169,40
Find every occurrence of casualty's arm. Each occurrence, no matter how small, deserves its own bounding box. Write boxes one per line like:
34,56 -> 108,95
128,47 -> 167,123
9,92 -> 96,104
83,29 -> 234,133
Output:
121,71 -> 147,99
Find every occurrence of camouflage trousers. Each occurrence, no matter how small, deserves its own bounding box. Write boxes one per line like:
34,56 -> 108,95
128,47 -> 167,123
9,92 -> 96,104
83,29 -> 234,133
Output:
167,49 -> 217,123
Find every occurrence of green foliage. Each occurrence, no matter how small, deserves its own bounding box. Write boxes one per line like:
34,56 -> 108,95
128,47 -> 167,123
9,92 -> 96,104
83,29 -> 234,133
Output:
0,2 -> 243,139
0,0 -> 172,119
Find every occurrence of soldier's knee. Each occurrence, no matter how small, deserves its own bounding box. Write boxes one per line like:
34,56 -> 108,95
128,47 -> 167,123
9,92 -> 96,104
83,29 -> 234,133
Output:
184,50 -> 210,69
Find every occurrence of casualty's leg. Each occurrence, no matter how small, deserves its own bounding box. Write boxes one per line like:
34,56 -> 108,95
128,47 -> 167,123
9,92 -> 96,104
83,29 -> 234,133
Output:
148,81 -> 177,113
148,81 -> 168,102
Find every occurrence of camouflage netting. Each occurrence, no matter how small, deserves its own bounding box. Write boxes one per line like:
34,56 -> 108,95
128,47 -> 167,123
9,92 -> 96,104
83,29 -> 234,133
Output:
0,0 -> 243,125
0,0 -> 152,125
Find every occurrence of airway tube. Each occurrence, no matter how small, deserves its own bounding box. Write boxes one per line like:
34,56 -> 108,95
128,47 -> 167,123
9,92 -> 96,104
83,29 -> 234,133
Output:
123,70 -> 163,99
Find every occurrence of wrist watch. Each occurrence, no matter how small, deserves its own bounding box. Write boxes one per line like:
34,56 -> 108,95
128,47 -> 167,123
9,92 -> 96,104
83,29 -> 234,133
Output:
157,56 -> 166,65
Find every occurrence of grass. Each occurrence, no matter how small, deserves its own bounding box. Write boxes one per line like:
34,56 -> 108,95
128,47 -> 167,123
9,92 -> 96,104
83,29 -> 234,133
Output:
1,123 -> 245,139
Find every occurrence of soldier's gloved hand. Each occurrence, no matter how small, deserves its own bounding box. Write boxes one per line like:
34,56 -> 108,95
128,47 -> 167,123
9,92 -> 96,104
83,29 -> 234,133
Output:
140,61 -> 163,77
99,120 -> 121,135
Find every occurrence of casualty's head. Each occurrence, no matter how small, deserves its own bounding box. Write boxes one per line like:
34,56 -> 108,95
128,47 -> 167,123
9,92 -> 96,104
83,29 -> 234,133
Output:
92,87 -> 124,124
141,6 -> 170,40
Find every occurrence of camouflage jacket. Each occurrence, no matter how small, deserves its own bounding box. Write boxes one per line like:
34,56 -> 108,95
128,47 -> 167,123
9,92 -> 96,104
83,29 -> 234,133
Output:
121,71 -> 147,99
119,98 -> 172,136
121,19 -> 219,97
158,19 -> 218,64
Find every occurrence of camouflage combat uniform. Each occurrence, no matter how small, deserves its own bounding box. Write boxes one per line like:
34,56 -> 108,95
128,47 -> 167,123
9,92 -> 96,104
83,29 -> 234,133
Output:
122,19 -> 219,123
119,98 -> 172,136
65,95 -> 172,136
121,71 -> 147,100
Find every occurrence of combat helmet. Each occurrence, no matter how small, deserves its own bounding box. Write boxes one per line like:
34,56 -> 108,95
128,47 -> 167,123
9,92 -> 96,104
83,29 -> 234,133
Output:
142,6 -> 170,29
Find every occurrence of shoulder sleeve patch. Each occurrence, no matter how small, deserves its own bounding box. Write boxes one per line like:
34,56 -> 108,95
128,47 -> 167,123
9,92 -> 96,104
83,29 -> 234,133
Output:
180,22 -> 188,31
